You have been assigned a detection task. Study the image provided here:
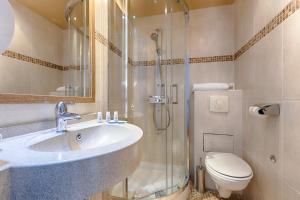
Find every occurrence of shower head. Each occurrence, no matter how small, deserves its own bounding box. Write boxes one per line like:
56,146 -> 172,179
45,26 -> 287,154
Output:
151,32 -> 159,42
151,29 -> 161,55
151,29 -> 161,41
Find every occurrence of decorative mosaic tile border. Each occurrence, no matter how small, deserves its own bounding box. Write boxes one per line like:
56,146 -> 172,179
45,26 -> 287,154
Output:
132,55 -> 233,67
133,60 -> 156,66
95,32 -> 122,57
96,31 -> 234,66
63,65 -> 81,71
0,33 -> 108,71
1,50 -> 83,71
190,55 -> 234,64
234,0 -> 300,60
1,50 -> 65,70
0,32 -> 118,71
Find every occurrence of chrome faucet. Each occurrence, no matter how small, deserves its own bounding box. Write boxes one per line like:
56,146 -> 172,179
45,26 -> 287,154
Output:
55,101 -> 81,132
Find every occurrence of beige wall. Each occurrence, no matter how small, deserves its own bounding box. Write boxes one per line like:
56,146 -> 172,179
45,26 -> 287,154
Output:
234,0 -> 300,199
188,5 -> 236,184
189,5 -> 235,89
191,90 -> 242,189
0,0 -> 109,127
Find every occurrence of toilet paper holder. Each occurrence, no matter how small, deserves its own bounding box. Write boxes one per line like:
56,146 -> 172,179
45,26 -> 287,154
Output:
250,104 -> 280,116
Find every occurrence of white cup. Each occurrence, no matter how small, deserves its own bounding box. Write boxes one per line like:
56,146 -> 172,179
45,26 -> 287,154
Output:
97,112 -> 102,122
106,111 -> 111,122
113,111 -> 118,121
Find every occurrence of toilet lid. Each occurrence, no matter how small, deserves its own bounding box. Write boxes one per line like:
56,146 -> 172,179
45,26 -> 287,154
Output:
206,153 -> 252,178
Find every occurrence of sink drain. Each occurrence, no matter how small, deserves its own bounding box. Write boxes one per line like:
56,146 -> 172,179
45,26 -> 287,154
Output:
76,133 -> 82,141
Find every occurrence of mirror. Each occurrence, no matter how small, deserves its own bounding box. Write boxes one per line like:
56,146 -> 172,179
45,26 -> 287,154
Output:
0,0 -> 95,103
0,0 -> 15,54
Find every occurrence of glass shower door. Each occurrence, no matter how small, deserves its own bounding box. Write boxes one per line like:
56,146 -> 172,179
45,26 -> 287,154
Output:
165,0 -> 189,196
108,0 -> 189,199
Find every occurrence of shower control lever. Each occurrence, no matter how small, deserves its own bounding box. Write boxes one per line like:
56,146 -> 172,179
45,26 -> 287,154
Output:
148,95 -> 166,104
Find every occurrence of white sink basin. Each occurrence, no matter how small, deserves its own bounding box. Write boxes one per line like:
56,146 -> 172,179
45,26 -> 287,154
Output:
29,124 -> 139,152
0,120 -> 143,200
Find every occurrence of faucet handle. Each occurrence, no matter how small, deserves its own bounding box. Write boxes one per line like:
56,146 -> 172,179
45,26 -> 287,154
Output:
56,101 -> 67,115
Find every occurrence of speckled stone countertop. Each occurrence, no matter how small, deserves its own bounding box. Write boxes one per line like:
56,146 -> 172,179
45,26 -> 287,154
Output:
0,120 -> 143,200
0,165 -> 9,200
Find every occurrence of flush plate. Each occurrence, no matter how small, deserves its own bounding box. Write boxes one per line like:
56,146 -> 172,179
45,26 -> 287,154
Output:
209,95 -> 229,113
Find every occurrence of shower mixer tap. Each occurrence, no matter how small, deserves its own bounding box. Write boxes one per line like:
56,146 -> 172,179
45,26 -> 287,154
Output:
148,95 -> 167,104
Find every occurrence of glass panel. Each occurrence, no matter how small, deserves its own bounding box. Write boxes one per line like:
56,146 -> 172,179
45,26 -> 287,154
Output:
126,1 -> 169,197
167,0 -> 189,194
108,0 -> 189,199
108,0 -> 128,118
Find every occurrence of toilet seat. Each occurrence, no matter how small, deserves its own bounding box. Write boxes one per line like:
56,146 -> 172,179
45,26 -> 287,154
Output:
205,152 -> 253,198
205,153 -> 253,179
206,164 -> 252,182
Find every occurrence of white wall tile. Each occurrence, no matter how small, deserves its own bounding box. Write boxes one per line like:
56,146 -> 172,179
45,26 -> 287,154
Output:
189,5 -> 234,57
234,0 -> 300,199
283,11 -> 300,100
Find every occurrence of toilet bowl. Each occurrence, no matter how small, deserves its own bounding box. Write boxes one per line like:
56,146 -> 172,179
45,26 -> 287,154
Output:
205,152 -> 253,198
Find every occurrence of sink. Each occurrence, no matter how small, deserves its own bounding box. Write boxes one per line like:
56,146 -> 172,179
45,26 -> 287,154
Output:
0,120 -> 143,200
30,124 -> 138,152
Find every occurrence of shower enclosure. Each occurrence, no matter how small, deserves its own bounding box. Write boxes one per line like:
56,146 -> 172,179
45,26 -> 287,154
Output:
108,0 -> 190,199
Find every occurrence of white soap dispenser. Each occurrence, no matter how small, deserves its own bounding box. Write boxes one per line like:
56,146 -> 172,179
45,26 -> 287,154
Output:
97,112 -> 103,123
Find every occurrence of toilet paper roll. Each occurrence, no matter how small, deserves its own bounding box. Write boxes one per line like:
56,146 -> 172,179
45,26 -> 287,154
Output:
248,106 -> 267,118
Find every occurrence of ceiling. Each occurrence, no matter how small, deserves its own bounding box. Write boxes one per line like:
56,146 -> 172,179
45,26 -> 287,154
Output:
15,0 -> 235,27
130,0 -> 235,17
15,0 -> 85,29
187,0 -> 234,10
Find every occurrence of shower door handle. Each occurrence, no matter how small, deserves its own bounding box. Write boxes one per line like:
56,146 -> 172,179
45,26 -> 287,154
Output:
171,84 -> 178,104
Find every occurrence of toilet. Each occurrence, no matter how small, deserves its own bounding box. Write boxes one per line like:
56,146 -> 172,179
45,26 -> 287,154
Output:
205,152 -> 253,198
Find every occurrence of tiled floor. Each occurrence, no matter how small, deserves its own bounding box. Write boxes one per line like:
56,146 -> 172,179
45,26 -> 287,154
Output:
189,189 -> 243,200
111,162 -> 186,199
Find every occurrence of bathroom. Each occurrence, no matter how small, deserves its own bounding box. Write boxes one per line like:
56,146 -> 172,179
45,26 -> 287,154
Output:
0,0 -> 299,199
